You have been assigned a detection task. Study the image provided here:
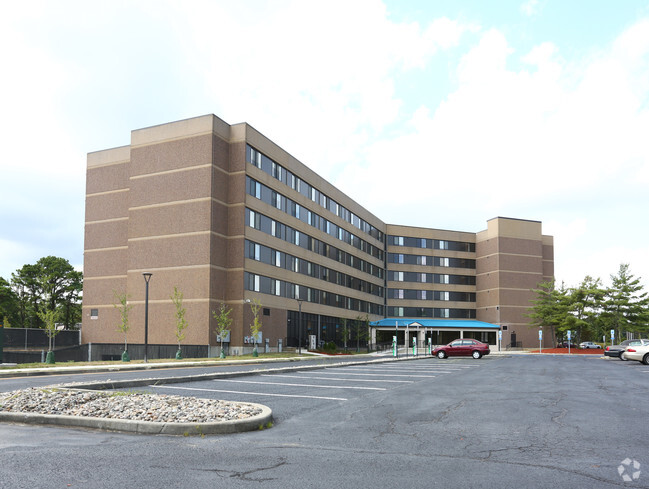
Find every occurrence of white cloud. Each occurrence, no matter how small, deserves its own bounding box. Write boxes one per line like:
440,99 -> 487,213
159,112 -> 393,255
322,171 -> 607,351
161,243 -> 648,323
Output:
520,0 -> 541,17
0,1 -> 647,294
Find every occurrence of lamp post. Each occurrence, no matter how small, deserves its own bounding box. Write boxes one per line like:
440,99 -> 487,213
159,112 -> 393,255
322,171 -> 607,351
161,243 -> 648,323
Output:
142,272 -> 152,363
296,299 -> 303,355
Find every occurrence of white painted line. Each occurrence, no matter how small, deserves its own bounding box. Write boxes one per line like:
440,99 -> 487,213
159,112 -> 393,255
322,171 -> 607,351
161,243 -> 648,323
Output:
151,384 -> 347,401
363,367 -> 461,372
321,371 -> 436,378
211,379 -> 386,391
262,374 -> 414,384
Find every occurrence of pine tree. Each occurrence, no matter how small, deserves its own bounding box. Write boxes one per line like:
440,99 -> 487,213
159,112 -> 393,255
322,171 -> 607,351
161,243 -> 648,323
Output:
603,264 -> 649,338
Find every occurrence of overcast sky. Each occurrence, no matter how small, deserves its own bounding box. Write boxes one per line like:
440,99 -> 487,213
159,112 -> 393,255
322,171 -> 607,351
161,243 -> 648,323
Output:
2,0 -> 648,291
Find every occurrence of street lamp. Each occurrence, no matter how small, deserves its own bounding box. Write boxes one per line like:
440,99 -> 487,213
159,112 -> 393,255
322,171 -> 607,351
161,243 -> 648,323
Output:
142,272 -> 152,363
296,298 -> 303,355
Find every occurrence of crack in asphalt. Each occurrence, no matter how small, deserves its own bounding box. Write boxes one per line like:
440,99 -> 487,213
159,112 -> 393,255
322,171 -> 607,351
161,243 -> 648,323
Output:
259,443 -> 648,488
200,458 -> 288,482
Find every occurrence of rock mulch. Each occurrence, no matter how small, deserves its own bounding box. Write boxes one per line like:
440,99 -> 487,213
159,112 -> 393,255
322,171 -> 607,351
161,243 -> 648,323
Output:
0,388 -> 262,423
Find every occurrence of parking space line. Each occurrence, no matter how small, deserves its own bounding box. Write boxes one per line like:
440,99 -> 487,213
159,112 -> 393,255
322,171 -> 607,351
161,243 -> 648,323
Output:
151,385 -> 348,401
322,371 -> 436,378
362,367 -> 459,373
210,379 -> 386,391
262,374 -> 414,383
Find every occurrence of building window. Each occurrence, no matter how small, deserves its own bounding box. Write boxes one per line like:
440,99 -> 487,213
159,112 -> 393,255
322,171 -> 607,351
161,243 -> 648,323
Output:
90,309 -> 98,319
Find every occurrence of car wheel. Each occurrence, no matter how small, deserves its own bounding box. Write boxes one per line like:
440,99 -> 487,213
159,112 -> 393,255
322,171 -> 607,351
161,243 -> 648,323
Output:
437,351 -> 447,359
472,351 -> 482,359
620,352 -> 628,361
643,354 -> 649,366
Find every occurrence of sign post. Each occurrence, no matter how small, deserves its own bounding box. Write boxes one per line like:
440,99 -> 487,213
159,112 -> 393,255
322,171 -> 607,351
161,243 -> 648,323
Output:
394,321 -> 398,358
412,336 -> 417,357
498,330 -> 502,352
539,329 -> 543,354
567,330 -> 572,354
611,329 -> 615,346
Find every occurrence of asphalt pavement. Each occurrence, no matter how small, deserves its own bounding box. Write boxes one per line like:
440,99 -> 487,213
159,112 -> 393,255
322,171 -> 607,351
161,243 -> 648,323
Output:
1,352 -> 646,488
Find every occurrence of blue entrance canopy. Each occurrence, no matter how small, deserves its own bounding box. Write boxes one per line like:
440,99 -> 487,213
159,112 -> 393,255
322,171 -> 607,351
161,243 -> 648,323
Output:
370,318 -> 500,329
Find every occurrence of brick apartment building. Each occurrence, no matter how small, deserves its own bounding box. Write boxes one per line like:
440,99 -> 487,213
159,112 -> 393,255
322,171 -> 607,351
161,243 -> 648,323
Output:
82,114 -> 554,359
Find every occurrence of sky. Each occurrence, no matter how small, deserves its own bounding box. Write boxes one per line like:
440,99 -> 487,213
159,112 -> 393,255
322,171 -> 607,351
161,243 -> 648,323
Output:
2,0 -> 648,292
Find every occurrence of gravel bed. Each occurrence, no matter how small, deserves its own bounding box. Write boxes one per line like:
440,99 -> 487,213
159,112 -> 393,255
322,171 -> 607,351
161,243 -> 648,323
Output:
0,388 -> 263,423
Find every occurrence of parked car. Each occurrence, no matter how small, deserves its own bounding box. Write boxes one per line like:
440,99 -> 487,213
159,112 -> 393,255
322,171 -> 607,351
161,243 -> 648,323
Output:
579,342 -> 602,349
605,339 -> 649,360
433,339 -> 490,359
558,341 -> 577,348
622,344 -> 649,365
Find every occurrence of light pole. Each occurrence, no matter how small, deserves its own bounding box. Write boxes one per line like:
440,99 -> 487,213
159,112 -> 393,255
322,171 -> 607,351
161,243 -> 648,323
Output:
142,272 -> 152,363
296,299 -> 303,355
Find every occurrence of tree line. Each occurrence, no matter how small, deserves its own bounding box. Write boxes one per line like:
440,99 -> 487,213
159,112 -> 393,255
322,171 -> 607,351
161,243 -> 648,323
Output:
0,256 -> 82,330
528,264 -> 649,345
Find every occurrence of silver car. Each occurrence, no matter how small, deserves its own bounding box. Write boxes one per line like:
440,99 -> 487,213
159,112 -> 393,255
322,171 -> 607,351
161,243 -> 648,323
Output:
606,339 -> 649,360
623,343 -> 649,365
579,341 -> 602,349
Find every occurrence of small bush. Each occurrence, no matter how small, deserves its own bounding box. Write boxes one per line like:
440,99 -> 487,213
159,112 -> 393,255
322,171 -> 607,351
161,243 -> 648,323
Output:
323,342 -> 337,353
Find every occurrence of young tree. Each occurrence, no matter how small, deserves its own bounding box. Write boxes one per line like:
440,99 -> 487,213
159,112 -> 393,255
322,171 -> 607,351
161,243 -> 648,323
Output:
248,299 -> 262,357
113,291 -> 132,362
340,318 -> 349,352
38,307 -> 59,364
354,314 -> 370,352
212,302 -> 232,358
603,264 -> 649,339
171,286 -> 188,359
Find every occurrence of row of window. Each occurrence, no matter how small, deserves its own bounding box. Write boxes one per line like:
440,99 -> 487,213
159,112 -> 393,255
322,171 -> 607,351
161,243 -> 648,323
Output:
248,145 -> 384,243
390,235 -> 475,252
388,253 -> 476,269
388,271 -> 476,285
389,289 -> 476,302
246,240 -> 384,298
245,272 -> 384,315
247,176 -> 383,261
247,209 -> 384,279
388,306 -> 477,319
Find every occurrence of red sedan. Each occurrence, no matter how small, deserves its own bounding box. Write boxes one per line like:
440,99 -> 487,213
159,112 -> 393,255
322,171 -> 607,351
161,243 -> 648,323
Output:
433,339 -> 490,359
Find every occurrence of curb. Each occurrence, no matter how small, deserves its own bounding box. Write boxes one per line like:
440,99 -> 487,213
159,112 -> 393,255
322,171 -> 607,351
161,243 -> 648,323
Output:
0,354 -> 381,378
0,402 -> 272,435
53,356 -> 429,390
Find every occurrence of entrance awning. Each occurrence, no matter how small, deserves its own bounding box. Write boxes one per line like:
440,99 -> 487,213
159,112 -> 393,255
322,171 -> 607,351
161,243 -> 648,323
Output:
370,318 -> 500,329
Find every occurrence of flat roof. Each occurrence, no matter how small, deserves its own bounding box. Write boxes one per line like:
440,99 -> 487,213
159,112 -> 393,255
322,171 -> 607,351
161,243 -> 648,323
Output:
370,318 -> 500,329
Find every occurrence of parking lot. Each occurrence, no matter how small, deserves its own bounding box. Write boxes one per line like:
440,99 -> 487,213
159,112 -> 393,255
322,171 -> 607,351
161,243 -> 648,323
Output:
2,354 -> 649,488
141,358 -> 487,422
